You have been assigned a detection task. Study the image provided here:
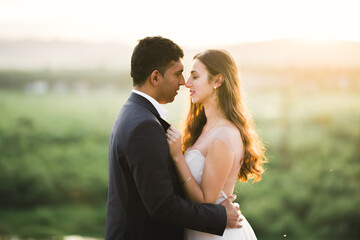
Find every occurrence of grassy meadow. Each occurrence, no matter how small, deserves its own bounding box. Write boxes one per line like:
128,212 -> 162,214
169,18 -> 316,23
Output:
0,76 -> 359,239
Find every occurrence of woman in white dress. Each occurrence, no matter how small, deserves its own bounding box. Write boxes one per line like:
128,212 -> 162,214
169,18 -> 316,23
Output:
166,49 -> 267,240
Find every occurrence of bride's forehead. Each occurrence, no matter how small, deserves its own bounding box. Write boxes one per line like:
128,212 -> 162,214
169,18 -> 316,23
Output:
191,59 -> 207,72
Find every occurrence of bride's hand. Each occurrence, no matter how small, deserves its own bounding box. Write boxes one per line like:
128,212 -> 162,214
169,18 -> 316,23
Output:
166,125 -> 182,161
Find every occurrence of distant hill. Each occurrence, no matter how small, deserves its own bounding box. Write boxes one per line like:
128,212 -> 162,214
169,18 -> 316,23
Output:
226,39 -> 360,69
0,40 -> 133,70
1,39 -> 360,70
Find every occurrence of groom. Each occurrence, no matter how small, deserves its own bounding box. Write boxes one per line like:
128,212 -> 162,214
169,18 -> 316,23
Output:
105,36 -> 242,240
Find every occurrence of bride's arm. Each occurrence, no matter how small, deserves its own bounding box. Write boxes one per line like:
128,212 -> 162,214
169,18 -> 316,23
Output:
167,126 -> 234,203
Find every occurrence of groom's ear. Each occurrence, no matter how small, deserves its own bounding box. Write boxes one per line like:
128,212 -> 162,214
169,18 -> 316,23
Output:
150,70 -> 162,87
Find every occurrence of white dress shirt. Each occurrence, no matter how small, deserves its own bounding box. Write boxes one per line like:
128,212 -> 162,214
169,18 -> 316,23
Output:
132,89 -> 168,120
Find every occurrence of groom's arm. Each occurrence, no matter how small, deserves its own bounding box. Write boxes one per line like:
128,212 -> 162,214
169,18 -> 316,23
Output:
126,120 -> 227,235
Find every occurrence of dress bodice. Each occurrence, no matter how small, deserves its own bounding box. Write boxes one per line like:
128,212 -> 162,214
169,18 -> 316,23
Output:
184,149 -> 228,204
183,149 -> 257,240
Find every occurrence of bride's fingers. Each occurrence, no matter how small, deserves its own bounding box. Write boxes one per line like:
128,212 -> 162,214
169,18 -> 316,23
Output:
166,136 -> 173,144
166,129 -> 175,136
167,127 -> 178,136
167,132 -> 178,140
166,130 -> 174,138
169,125 -> 180,135
167,130 -> 180,139
167,134 -> 176,143
166,129 -> 174,137
172,126 -> 180,135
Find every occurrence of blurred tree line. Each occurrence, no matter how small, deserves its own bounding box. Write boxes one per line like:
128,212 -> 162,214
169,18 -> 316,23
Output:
0,69 -> 132,91
1,67 -> 360,91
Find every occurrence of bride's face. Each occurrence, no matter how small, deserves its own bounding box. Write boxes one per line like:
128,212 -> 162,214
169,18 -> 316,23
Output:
185,59 -> 215,104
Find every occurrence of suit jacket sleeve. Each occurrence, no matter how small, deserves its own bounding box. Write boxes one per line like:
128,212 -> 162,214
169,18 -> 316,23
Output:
126,120 -> 227,235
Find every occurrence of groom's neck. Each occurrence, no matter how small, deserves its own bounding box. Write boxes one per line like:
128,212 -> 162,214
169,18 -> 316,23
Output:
133,85 -> 159,102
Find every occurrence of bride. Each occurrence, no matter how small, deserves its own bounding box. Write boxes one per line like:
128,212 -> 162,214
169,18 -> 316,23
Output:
166,49 -> 266,240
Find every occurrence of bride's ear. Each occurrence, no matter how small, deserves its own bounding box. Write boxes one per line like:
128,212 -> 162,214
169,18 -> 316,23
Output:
214,74 -> 224,88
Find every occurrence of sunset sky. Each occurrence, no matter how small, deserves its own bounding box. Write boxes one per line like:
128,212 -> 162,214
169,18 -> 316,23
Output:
0,0 -> 359,47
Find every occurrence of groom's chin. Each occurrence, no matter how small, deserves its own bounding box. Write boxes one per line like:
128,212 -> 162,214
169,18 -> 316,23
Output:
168,95 -> 177,103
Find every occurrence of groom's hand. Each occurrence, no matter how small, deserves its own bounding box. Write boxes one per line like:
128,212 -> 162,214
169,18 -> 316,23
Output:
220,195 -> 243,228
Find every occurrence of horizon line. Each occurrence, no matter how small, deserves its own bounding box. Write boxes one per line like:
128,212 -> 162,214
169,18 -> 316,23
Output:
1,37 -> 360,48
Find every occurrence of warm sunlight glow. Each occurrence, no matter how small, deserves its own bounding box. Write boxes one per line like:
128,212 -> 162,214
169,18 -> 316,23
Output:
0,0 -> 359,47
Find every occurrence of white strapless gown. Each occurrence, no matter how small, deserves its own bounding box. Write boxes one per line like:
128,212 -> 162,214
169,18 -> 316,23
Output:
184,149 -> 257,240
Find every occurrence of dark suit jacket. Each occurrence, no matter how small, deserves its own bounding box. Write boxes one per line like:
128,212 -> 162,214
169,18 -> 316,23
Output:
105,92 -> 227,240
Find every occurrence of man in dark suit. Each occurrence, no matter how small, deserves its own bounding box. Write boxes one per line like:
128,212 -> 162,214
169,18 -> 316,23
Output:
105,36 -> 242,240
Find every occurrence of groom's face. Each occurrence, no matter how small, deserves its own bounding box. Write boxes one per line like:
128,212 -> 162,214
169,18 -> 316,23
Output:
157,59 -> 185,104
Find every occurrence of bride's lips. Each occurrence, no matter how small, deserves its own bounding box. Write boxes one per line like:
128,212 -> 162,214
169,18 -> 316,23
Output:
189,90 -> 195,96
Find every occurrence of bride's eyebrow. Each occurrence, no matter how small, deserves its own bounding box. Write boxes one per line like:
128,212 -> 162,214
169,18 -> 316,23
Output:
190,70 -> 199,74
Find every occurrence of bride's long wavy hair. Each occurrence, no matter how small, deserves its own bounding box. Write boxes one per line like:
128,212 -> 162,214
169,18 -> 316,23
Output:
182,49 -> 267,182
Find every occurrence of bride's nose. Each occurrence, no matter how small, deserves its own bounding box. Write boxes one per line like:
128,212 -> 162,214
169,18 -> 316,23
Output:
185,78 -> 192,88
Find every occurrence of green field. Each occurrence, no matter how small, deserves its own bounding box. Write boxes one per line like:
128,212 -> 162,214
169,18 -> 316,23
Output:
0,87 -> 359,240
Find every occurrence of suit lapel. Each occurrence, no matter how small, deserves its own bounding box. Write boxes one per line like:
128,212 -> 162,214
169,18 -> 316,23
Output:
128,92 -> 170,132
129,92 -> 184,196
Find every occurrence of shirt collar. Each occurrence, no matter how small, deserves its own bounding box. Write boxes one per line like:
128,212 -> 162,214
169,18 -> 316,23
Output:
132,89 -> 168,120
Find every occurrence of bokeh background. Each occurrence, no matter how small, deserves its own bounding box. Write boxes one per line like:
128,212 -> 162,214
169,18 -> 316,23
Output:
0,0 -> 359,239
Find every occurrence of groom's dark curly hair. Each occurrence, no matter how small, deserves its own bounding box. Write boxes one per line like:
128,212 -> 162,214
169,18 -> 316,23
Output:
131,36 -> 184,86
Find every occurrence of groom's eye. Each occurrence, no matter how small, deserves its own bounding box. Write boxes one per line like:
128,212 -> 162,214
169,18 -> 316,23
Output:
175,71 -> 183,77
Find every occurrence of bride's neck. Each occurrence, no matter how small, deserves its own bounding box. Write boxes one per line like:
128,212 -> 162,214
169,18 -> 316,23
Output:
203,101 -> 224,126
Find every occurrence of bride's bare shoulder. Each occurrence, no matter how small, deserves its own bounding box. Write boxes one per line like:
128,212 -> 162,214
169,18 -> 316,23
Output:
206,124 -> 238,151
213,121 -> 241,140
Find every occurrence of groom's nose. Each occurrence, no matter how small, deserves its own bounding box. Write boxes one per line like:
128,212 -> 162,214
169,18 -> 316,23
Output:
178,74 -> 185,85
